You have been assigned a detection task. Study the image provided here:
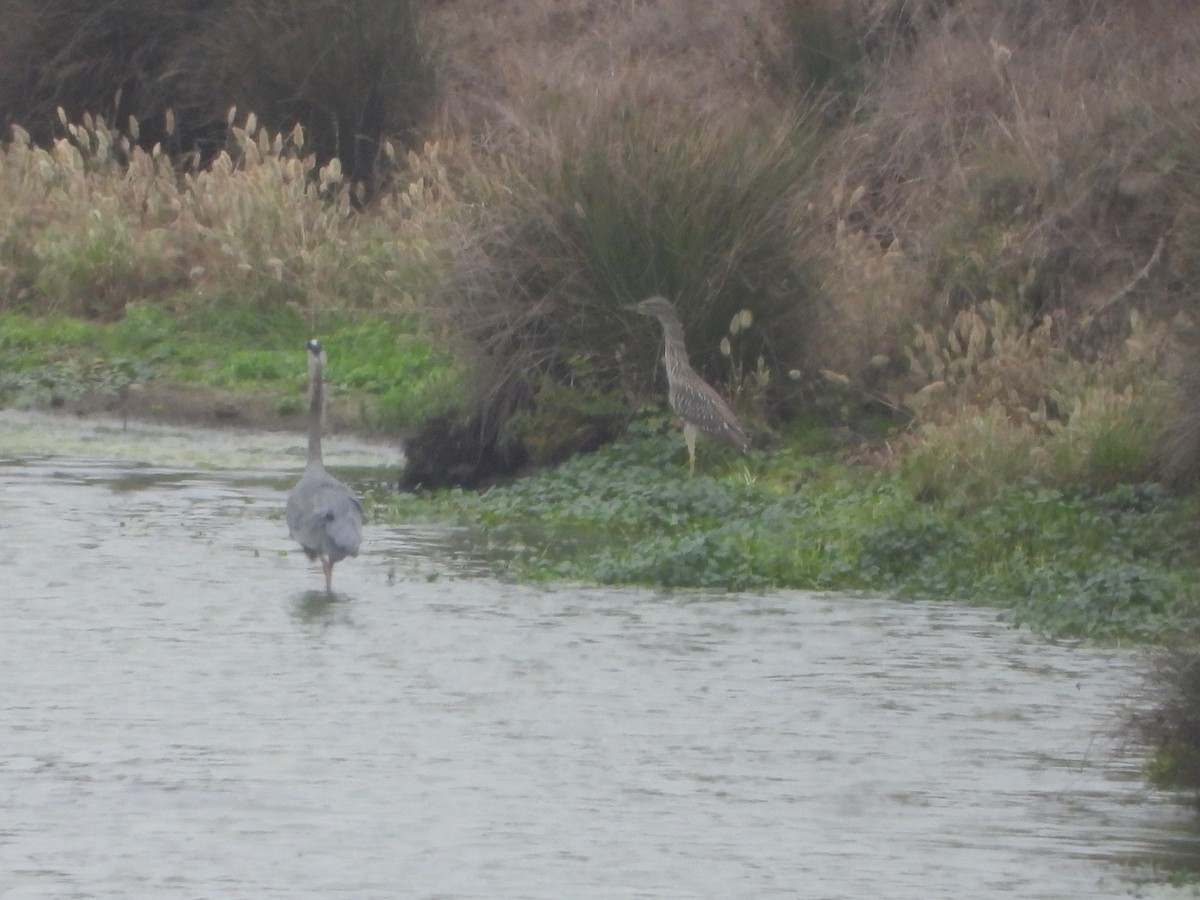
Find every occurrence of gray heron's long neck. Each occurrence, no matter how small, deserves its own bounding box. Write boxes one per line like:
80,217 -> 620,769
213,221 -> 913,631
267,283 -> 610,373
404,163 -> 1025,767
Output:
307,358 -> 324,467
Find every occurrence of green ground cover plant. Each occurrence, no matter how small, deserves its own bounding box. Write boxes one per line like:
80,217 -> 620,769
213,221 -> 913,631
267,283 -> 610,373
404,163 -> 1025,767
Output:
381,429 -> 1200,643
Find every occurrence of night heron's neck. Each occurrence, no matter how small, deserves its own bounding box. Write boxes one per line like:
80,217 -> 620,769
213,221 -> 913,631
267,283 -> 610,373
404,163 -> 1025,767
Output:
307,359 -> 324,467
655,314 -> 692,380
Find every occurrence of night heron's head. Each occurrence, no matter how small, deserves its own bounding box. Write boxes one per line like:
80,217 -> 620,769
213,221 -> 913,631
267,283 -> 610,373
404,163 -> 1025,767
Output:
629,296 -> 677,321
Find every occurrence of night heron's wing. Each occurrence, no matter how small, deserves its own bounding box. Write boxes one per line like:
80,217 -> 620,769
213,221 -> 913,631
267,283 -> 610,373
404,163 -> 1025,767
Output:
669,373 -> 750,452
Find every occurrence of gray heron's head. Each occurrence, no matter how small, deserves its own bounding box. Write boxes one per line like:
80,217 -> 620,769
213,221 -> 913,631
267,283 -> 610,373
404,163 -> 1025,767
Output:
305,338 -> 327,373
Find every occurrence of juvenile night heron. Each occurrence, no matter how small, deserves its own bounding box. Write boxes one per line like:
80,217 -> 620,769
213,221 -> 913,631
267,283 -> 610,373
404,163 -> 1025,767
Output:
286,339 -> 363,592
630,295 -> 750,474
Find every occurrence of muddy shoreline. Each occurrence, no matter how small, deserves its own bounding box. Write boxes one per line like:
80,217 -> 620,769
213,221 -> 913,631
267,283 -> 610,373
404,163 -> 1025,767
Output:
0,397 -> 403,471
45,382 -> 387,437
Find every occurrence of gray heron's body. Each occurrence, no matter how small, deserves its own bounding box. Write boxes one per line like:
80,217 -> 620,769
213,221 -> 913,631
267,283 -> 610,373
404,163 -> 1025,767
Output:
286,339 -> 363,591
631,296 -> 750,474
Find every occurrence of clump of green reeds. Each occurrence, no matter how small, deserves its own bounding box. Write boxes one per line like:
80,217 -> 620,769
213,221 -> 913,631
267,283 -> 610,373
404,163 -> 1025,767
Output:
439,92 -> 824,459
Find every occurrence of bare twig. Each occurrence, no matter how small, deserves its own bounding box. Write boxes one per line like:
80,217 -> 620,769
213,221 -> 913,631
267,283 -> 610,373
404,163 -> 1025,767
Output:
1090,233 -> 1167,321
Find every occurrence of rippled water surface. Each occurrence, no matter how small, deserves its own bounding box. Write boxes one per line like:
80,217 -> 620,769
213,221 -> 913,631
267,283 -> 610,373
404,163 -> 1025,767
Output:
2,414 -> 1199,898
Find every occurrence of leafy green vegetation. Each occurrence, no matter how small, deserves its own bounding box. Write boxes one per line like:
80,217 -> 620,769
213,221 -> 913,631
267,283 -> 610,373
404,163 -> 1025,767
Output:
381,430 -> 1200,642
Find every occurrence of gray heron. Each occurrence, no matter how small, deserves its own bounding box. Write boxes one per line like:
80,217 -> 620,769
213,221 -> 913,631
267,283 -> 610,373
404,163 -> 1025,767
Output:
286,339 -> 363,591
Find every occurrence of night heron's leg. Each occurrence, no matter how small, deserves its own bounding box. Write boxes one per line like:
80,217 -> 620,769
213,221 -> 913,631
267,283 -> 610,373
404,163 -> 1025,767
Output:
683,422 -> 698,476
322,558 -> 333,593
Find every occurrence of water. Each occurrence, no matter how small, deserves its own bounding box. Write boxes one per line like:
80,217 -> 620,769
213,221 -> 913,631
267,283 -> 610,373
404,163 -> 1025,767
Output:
1,413 -> 1199,898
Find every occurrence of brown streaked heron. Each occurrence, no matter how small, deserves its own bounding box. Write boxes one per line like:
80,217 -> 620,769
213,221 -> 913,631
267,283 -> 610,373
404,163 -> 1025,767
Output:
630,295 -> 750,474
286,339 -> 363,592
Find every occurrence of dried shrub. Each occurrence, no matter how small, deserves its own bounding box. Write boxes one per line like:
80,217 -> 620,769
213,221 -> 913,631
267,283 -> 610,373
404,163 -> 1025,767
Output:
1158,108 -> 1200,491
188,0 -> 436,185
809,182 -> 921,387
826,1 -> 1200,347
0,0 -> 437,183
897,303 -> 1171,502
1160,326 -> 1200,492
0,112 -> 456,322
426,0 -> 781,132
789,1 -> 1200,497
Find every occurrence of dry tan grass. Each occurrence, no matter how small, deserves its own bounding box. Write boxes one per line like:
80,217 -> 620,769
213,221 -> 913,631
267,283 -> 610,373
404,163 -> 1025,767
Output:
795,0 -> 1200,441
836,0 -> 1200,291
426,0 -> 786,133
0,113 -> 459,324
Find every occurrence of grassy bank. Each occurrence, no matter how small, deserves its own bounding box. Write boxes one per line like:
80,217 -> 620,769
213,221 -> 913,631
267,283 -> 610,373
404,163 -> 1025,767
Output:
0,305 -> 462,432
